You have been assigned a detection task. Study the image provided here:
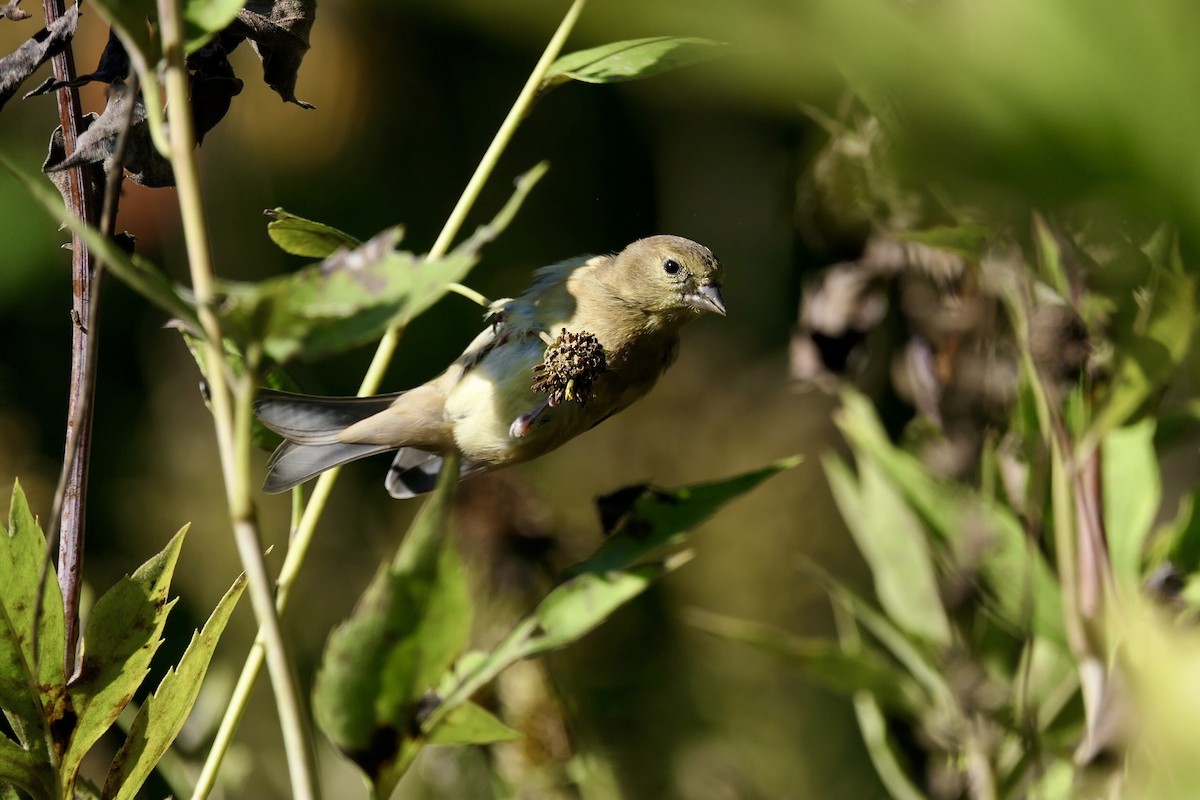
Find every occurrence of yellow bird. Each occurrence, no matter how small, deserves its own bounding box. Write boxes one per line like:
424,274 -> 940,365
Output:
255,235 -> 726,498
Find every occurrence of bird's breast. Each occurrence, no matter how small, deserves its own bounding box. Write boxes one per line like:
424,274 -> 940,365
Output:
443,321 -> 679,465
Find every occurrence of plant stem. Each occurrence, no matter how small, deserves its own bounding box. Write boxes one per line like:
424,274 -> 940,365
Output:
359,0 -> 587,393
38,0 -> 102,681
154,0 -> 320,797
191,1 -> 589,794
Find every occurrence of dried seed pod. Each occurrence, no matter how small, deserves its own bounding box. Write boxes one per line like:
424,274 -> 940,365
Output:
1029,303 -> 1090,383
532,328 -> 607,407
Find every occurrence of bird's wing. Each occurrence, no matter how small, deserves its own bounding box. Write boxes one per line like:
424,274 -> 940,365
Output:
454,257 -> 594,373
503,254 -> 602,334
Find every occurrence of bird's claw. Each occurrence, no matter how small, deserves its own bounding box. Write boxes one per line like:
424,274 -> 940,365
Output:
509,398 -> 551,439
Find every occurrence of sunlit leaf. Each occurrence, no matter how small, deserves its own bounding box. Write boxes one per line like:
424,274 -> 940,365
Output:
1031,214 -> 1070,299
61,528 -> 187,798
423,461 -> 789,737
1088,246 -> 1196,445
525,555 -> 690,657
813,571 -> 955,712
830,601 -> 926,800
1152,489 -> 1200,576
103,573 -> 246,800
543,37 -> 725,90
184,0 -> 245,49
264,208 -> 362,259
573,456 -> 800,576
824,455 -> 951,646
218,162 -> 546,363
313,454 -> 467,796
0,735 -> 49,800
894,223 -> 993,260
426,701 -> 519,746
0,482 -> 65,723
836,389 -> 1066,647
1103,419 -> 1159,589
0,484 -> 61,789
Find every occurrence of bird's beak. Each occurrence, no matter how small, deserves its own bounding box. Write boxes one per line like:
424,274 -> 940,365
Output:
685,284 -> 727,316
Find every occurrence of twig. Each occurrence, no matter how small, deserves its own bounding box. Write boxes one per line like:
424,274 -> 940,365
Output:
189,1 -> 590,795
35,0 -> 104,680
39,75 -> 140,680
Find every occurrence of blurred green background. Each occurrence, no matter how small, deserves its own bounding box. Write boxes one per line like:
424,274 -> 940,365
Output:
0,2 -> 877,798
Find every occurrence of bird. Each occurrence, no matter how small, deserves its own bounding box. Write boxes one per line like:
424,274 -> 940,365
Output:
254,235 -> 726,498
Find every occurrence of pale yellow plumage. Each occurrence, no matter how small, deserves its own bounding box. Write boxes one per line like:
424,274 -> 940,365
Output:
255,235 -> 725,498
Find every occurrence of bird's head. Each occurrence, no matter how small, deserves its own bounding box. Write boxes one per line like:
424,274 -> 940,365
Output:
609,235 -> 726,321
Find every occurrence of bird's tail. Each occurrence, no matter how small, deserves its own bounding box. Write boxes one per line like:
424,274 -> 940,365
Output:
254,389 -> 402,493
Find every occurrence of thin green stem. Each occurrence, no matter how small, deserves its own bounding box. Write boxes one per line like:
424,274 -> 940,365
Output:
191,2 -> 589,794
156,0 -> 320,796
360,0 -> 587,394
448,281 -> 492,307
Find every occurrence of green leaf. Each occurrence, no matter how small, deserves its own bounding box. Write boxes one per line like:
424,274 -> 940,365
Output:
0,735 -> 51,800
86,0 -> 159,73
1102,419 -> 1159,589
0,608 -> 44,757
824,455 -> 951,646
851,690 -> 924,800
0,155 -> 197,328
264,209 -> 362,259
894,223 -> 994,260
830,602 -> 926,800
1154,489 -> 1200,575
218,162 -> 546,363
419,463 -> 786,739
813,571 -> 955,712
172,328 -> 300,450
61,528 -> 187,799
0,482 -> 66,731
836,389 -> 1066,647
313,454 -> 467,795
184,0 -> 245,49
102,572 -> 246,800
542,37 -> 725,90
427,701 -> 520,746
683,608 -> 924,713
573,456 -> 800,576
422,556 -> 693,738
1088,259 -> 1196,445
525,555 -> 690,657
1018,636 -> 1080,733
1031,213 -> 1070,299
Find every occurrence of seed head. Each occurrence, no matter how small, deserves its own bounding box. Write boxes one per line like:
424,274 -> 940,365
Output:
532,328 -> 607,407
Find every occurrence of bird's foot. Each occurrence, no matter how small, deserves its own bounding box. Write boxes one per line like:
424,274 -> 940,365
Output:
509,398 -> 552,439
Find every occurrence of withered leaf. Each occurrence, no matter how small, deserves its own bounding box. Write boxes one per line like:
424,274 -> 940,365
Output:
1,1 -> 31,22
43,113 -> 104,212
25,28 -> 129,96
227,0 -> 316,108
189,38 -> 243,144
43,80 -> 175,188
0,2 -> 78,111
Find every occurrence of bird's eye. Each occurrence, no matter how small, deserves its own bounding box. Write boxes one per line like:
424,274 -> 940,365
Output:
663,258 -> 681,275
